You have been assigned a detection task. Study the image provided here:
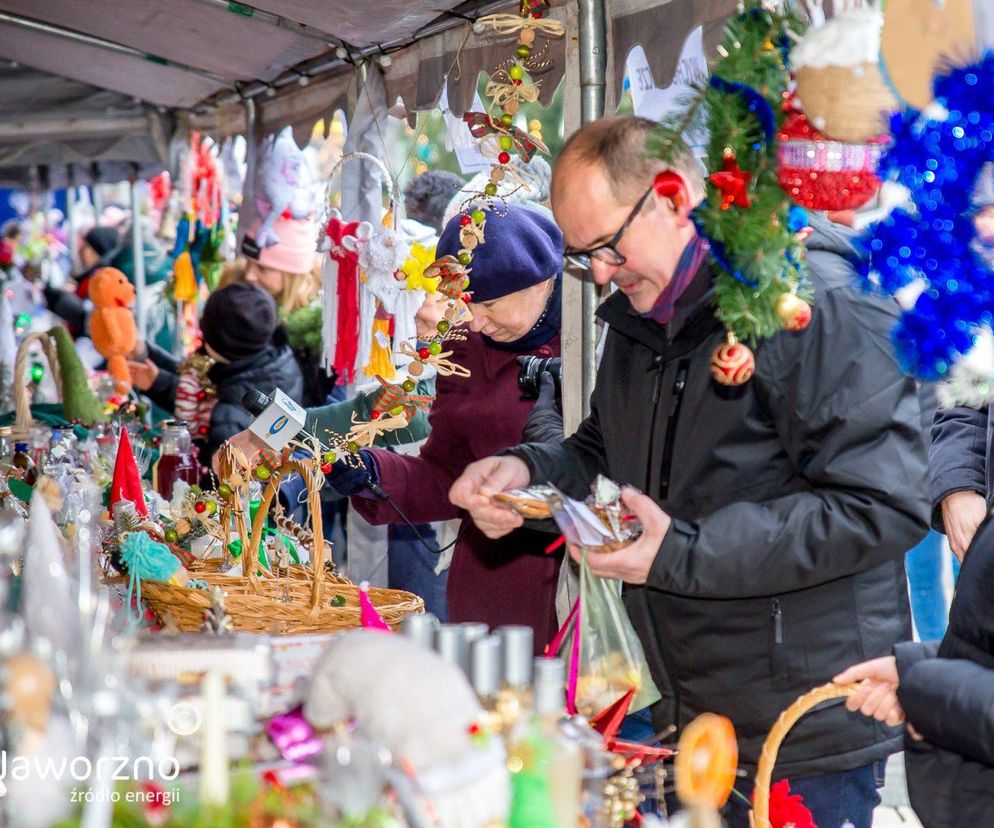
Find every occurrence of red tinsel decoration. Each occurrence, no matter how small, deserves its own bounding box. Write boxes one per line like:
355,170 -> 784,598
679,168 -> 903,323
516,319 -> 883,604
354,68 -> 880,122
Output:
326,216 -> 362,384
777,99 -> 885,212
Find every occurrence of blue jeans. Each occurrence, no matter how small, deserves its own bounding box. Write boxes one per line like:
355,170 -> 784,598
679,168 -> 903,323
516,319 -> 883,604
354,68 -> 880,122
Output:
722,761 -> 885,828
905,529 -> 950,641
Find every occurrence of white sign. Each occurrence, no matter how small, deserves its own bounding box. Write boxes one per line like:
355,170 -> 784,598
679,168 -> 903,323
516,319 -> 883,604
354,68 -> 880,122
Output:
248,389 -> 307,451
626,27 -> 709,155
441,87 -> 493,174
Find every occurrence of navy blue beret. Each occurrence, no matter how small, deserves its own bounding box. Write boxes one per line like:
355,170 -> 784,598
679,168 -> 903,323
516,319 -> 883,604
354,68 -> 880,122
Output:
436,204 -> 563,303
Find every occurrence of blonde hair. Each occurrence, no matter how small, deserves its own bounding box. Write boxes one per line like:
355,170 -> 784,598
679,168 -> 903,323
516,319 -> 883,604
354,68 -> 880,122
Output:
554,116 -> 706,206
220,257 -> 321,315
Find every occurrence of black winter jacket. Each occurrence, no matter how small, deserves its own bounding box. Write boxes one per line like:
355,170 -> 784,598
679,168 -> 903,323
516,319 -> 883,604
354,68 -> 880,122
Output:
896,514 -> 994,827
145,340 -> 304,460
507,217 -> 930,777
929,403 -> 990,530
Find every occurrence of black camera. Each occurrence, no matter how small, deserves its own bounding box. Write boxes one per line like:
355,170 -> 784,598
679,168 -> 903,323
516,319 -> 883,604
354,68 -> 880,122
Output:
517,355 -> 562,400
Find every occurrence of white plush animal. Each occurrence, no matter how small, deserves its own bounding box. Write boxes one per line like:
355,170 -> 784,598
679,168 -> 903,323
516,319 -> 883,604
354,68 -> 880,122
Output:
305,631 -> 509,828
253,126 -> 318,248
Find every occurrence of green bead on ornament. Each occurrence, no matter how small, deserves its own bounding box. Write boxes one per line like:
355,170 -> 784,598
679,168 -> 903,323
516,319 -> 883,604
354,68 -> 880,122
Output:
428,342 -> 442,355
516,44 -> 532,59
218,483 -> 233,499
347,441 -> 360,453
458,250 -> 473,266
500,113 -> 514,128
402,379 -> 417,393
485,183 -> 499,197
437,320 -> 451,334
255,466 -> 271,481
164,528 -> 179,544
205,500 -> 218,516
389,405 -> 404,417
471,209 -> 486,224
29,362 -> 44,384
322,450 -> 337,465
508,64 -> 525,81
499,136 -> 514,151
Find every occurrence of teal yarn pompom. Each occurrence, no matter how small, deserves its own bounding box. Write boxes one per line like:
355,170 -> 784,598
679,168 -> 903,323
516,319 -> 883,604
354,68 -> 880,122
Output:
121,531 -> 181,582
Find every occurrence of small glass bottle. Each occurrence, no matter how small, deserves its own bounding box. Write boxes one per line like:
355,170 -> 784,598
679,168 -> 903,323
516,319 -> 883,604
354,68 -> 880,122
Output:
471,634 -> 503,711
48,427 -> 78,466
12,442 -> 37,486
533,657 -> 584,828
153,420 -> 199,499
495,625 -> 535,732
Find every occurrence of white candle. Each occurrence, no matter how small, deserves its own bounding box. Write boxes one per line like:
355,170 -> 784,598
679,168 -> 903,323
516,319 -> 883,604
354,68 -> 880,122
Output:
198,669 -> 229,807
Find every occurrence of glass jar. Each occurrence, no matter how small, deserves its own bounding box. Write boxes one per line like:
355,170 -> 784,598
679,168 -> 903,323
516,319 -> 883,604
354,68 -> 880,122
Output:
153,421 -> 199,499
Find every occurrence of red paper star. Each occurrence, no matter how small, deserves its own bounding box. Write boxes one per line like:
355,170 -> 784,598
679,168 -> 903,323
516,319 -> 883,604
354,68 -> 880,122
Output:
591,688 -> 674,765
710,157 -> 753,210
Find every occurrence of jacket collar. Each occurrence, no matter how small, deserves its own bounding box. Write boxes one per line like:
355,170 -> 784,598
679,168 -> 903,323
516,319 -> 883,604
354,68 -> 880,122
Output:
596,260 -> 719,355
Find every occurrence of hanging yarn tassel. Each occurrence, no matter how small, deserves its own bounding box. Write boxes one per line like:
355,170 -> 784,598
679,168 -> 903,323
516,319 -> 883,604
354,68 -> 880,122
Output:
121,531 -> 189,622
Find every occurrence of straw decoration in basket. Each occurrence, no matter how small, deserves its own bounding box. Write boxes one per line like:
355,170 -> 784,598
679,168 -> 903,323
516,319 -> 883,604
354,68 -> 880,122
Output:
137,453 -> 423,634
12,332 -> 62,438
750,682 -> 860,828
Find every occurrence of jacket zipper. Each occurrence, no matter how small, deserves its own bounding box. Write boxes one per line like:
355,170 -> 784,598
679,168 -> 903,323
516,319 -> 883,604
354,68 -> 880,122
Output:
771,597 -> 783,644
659,360 -> 690,500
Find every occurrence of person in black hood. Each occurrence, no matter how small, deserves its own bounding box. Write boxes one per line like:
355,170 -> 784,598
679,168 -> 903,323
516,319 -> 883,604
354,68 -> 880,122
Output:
835,510 -> 994,828
452,117 -> 930,828
127,282 -> 304,463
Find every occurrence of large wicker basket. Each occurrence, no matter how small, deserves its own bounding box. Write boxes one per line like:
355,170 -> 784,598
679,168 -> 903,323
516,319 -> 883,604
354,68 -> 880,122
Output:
137,456 -> 424,634
750,682 -> 860,828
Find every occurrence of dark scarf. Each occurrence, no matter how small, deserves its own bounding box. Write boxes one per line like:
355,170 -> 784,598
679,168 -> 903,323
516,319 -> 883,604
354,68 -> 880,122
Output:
483,275 -> 562,353
641,236 -> 710,325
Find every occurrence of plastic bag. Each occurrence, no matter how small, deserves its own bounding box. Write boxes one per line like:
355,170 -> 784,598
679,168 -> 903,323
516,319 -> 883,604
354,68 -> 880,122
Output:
549,549 -> 660,718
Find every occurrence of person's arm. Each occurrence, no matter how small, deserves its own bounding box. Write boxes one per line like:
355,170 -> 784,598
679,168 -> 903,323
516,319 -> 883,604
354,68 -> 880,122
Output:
898,657 -> 994,766
207,402 -> 253,463
929,405 -> 989,555
306,380 -> 433,448
43,285 -> 88,333
647,284 -> 930,599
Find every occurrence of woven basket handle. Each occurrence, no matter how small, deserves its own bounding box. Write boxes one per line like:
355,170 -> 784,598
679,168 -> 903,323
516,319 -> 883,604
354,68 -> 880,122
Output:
750,682 -> 860,828
247,458 -> 326,609
13,332 -> 62,438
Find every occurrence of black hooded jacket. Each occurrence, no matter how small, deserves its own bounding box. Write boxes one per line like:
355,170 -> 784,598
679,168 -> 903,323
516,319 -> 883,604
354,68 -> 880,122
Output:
896,511 -> 994,827
506,216 -> 930,777
145,337 -> 304,460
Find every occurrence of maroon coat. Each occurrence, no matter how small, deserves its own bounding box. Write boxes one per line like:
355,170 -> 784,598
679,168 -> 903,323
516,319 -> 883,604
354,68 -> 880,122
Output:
353,331 -> 562,650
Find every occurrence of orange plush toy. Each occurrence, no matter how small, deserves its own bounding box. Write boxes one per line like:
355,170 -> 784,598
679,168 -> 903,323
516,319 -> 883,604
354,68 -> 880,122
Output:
88,267 -> 137,393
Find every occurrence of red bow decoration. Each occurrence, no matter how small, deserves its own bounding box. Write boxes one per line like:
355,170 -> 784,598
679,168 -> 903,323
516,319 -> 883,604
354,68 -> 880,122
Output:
591,688 -> 674,764
710,156 -> 753,210
370,377 -> 434,422
757,780 -> 817,828
326,216 -> 362,384
463,112 -> 549,163
426,255 -> 472,301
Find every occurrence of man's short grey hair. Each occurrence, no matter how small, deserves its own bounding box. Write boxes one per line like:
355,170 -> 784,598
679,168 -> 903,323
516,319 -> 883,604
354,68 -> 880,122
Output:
555,116 -> 705,205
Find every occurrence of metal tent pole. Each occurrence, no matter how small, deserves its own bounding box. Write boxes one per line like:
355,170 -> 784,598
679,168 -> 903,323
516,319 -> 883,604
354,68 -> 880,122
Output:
129,168 -> 148,341
66,165 -> 79,275
577,0 -> 607,417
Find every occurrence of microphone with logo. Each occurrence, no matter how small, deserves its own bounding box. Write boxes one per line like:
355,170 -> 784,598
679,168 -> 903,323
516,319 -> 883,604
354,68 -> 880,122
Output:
240,389 -> 388,500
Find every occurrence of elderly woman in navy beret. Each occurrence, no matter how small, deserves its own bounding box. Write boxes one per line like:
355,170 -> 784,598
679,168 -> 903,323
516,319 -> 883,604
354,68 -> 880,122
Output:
333,204 -> 564,648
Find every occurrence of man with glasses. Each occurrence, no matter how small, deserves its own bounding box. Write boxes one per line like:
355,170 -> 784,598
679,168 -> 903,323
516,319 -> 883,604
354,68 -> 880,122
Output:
451,116 -> 929,827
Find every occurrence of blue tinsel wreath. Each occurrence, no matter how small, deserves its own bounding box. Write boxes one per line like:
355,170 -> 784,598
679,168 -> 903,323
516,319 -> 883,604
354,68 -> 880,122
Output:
854,53 -> 994,381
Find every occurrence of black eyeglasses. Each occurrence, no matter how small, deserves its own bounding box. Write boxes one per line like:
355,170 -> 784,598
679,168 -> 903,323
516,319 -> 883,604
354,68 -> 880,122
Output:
563,184 -> 654,271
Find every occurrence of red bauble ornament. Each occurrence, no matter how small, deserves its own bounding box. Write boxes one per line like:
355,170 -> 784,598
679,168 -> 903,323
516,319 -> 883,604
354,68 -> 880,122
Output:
321,462 -> 333,474
370,409 -> 381,419
460,215 -> 472,227
418,347 -> 431,359
498,151 -> 511,164
711,336 -> 755,386
776,292 -> 812,332
710,156 -> 752,210
194,501 -> 207,514
776,98 -> 885,211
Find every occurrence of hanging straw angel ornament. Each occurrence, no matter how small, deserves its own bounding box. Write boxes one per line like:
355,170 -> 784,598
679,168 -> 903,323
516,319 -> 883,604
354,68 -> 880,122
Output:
345,377 -> 435,449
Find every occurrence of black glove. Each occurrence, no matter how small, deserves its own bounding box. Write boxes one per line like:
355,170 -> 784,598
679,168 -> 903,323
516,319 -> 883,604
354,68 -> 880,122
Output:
325,449 -> 378,496
522,372 -> 565,444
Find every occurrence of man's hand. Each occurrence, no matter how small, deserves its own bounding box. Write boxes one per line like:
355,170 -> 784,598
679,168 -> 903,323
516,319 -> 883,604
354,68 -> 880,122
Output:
568,488 -> 671,584
833,656 -> 905,728
212,429 -> 266,476
941,490 -> 988,561
449,455 -> 531,539
126,359 -> 159,392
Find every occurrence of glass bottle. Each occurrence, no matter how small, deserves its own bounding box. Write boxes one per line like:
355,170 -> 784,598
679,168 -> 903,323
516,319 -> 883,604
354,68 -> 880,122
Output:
533,657 -> 584,828
12,442 -> 37,486
495,625 -> 534,732
48,427 -> 78,466
471,634 -> 503,712
153,420 -> 199,499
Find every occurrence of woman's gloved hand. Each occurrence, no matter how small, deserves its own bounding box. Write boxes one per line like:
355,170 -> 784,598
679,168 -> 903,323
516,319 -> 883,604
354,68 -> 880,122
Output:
522,372 -> 565,444
325,449 -> 379,497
